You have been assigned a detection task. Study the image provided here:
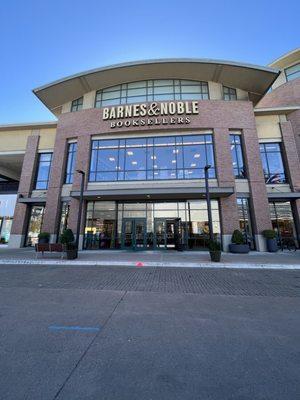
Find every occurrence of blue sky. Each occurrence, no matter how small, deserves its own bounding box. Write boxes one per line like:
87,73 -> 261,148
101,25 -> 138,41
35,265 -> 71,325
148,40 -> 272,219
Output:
0,0 -> 299,124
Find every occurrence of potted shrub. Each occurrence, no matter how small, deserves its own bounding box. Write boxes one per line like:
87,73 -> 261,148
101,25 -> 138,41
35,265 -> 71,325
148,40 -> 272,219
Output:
38,232 -> 50,244
229,229 -> 249,254
60,229 -> 78,259
262,229 -> 278,252
208,239 -> 221,262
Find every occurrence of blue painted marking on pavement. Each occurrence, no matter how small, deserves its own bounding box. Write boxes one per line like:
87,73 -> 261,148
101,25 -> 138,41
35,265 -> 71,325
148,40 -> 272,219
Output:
49,325 -> 100,333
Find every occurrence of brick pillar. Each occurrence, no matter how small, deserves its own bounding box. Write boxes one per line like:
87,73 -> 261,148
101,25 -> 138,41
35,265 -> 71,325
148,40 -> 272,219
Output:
287,110 -> 300,158
68,135 -> 91,249
42,137 -> 68,242
280,121 -> 300,191
214,128 -> 239,251
281,120 -> 300,244
9,134 -> 40,248
243,128 -> 272,251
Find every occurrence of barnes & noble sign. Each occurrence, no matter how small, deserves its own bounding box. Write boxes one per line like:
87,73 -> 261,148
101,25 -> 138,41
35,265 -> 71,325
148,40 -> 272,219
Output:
102,101 -> 199,129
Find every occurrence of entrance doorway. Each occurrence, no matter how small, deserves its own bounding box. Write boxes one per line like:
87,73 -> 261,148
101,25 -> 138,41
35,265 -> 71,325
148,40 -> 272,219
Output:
121,218 -> 147,250
154,218 -> 181,249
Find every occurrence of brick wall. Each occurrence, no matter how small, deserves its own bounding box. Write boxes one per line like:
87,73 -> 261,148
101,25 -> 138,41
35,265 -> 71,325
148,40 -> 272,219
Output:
11,134 -> 40,236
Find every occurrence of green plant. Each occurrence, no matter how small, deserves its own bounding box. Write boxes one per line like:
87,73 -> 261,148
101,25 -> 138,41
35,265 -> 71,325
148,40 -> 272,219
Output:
231,229 -> 244,245
208,239 -> 221,252
38,232 -> 50,239
60,229 -> 75,249
262,229 -> 276,239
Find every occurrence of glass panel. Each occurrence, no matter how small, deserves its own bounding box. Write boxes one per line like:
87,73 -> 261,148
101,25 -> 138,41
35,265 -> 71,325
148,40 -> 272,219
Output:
269,202 -> 297,243
89,134 -> 215,182
26,206 -> 45,246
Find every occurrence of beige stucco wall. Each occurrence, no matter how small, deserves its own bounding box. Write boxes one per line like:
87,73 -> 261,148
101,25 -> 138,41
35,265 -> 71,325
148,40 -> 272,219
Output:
255,115 -> 282,140
0,129 -> 32,152
272,71 -> 287,90
38,128 -> 56,150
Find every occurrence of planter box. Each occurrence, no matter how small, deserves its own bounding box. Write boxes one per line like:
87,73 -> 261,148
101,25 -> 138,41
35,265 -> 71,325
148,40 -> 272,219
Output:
229,243 -> 250,254
266,238 -> 278,253
66,249 -> 78,260
38,237 -> 49,244
209,250 -> 221,262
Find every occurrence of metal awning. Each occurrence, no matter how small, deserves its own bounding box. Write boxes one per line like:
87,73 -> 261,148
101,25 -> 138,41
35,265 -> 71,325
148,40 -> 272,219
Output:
70,186 -> 234,201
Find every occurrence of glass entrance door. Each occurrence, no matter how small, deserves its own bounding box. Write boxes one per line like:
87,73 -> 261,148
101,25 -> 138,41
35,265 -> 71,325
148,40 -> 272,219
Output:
122,218 -> 147,250
154,218 -> 181,249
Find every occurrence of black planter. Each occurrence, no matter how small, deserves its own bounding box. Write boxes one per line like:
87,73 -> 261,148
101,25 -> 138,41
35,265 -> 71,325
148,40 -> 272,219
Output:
229,243 -> 250,254
66,249 -> 78,260
266,238 -> 278,253
176,243 -> 184,252
38,237 -> 49,244
209,250 -> 221,262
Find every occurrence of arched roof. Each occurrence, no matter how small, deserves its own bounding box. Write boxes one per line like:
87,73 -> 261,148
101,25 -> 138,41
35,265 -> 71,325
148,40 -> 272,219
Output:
269,48 -> 300,69
33,58 -> 279,113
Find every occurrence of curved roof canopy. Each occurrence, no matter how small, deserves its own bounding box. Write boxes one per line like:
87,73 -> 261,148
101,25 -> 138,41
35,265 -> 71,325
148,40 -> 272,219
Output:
269,48 -> 300,69
33,58 -> 279,113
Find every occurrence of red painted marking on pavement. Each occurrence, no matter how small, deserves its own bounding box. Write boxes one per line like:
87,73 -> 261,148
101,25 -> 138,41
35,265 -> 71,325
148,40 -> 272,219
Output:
136,262 -> 144,267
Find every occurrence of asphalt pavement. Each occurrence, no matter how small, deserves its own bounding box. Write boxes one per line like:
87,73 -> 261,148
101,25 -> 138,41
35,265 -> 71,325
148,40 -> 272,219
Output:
0,264 -> 299,400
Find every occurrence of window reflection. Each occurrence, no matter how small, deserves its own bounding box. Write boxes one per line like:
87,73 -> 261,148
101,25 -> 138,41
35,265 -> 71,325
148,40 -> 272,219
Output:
84,200 -> 220,250
89,134 -> 215,182
95,79 -> 209,107
259,143 -> 287,184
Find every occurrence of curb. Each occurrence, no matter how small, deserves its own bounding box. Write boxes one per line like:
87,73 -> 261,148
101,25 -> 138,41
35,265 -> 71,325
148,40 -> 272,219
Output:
0,259 -> 299,269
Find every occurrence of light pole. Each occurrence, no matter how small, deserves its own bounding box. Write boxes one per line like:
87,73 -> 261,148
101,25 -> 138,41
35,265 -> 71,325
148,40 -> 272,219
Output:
75,169 -> 85,249
204,165 -> 214,241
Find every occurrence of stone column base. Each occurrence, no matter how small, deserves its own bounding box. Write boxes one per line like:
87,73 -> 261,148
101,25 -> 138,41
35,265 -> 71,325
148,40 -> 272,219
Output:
254,234 -> 267,252
50,234 -> 57,243
221,235 -> 232,252
8,234 -> 25,248
79,234 -> 84,250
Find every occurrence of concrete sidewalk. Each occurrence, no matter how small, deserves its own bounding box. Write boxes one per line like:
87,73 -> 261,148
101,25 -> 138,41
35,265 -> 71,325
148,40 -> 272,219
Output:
0,247 -> 299,269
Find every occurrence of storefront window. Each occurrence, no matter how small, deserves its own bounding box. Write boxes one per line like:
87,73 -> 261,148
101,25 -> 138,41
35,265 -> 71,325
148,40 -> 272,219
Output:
84,201 -> 117,249
230,134 -> 246,178
35,153 -> 53,189
95,79 -> 209,107
269,201 -> 297,243
26,205 -> 45,246
83,200 -> 220,250
236,198 -> 254,249
65,143 -> 77,184
0,194 -> 17,244
89,134 -> 215,182
259,143 -> 286,184
58,202 -> 70,238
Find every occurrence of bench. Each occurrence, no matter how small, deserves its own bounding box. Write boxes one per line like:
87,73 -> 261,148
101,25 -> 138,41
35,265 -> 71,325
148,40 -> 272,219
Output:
35,243 -> 64,258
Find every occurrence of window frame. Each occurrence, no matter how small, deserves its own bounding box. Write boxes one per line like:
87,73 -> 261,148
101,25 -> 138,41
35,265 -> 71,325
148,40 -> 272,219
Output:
284,62 -> 300,82
35,152 -> 53,190
65,142 -> 77,184
259,142 -> 287,184
89,134 -> 216,182
229,133 -> 246,178
71,97 -> 83,112
223,86 -> 237,101
94,79 -> 210,108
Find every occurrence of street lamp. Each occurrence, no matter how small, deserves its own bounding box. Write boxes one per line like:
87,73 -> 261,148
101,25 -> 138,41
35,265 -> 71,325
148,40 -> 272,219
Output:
204,165 -> 214,242
75,169 -> 85,249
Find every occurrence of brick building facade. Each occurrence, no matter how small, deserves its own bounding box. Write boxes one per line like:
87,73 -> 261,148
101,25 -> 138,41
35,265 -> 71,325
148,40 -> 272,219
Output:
1,50 -> 300,252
